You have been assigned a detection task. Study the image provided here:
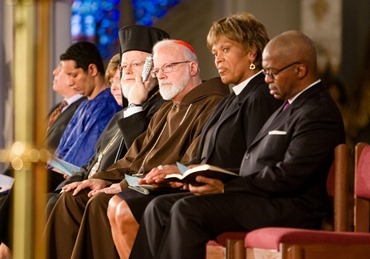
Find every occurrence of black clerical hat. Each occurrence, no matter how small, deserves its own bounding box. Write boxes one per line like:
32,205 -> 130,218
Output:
119,25 -> 170,54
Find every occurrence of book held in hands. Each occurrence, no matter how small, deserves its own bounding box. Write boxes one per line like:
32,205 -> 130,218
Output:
124,163 -> 239,195
164,163 -> 238,186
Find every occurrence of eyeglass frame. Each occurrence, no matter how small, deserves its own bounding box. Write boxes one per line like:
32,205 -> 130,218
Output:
151,61 -> 192,78
119,60 -> 146,72
262,61 -> 300,80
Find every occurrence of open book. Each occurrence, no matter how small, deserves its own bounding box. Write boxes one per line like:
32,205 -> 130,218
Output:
164,163 -> 238,186
48,157 -> 81,176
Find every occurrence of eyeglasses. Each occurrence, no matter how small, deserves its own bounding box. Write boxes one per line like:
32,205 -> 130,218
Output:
262,62 -> 300,80
151,61 -> 191,78
119,61 -> 145,72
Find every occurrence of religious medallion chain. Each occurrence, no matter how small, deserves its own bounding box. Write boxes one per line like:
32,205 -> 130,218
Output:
88,129 -> 121,178
134,103 -> 193,176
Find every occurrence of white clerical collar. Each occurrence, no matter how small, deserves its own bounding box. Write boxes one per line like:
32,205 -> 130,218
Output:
232,70 -> 263,96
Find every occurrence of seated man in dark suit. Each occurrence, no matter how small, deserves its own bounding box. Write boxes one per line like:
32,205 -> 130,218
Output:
46,64 -> 85,152
129,30 -> 346,259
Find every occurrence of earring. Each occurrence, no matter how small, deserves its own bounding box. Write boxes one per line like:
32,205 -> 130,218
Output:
249,62 -> 256,70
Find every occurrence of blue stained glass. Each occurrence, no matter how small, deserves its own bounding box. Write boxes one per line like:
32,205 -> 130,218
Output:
132,0 -> 181,26
71,0 -> 120,60
112,9 -> 120,20
71,0 -> 182,59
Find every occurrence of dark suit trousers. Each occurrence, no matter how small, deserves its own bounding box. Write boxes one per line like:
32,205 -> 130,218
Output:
130,192 -> 323,259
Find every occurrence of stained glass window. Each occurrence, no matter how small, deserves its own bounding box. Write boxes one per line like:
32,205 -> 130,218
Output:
132,0 -> 181,25
71,0 -> 181,61
71,0 -> 120,60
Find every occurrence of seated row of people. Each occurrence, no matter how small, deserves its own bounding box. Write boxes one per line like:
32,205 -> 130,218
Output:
45,27 -> 232,259
46,11 -> 345,259
129,28 -> 346,259
47,25 -> 169,212
109,12 -> 284,258
107,14 -> 343,259
2,11 -> 346,259
0,25 -> 168,254
49,12 -> 343,259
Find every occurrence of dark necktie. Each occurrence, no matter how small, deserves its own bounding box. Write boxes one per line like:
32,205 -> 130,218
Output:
47,101 -> 68,130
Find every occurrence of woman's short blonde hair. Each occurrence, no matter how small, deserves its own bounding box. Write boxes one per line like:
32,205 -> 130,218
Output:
105,53 -> 120,84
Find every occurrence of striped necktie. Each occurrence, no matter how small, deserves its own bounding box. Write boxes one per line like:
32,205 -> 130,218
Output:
47,101 -> 68,130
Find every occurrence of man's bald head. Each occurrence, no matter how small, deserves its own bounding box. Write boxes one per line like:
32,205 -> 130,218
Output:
262,31 -> 320,100
265,30 -> 317,76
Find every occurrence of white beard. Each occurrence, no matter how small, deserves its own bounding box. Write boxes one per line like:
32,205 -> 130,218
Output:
159,72 -> 190,100
121,84 -> 132,99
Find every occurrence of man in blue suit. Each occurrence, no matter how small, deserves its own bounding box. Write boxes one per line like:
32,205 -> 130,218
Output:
129,30 -> 346,259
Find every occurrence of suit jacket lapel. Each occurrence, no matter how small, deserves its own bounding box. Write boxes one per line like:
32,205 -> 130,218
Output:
196,93 -> 235,160
249,103 -> 286,145
248,82 -> 323,149
201,73 -> 267,157
208,73 -> 267,140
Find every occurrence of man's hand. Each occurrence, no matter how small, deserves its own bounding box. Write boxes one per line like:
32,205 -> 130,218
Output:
138,164 -> 183,189
88,183 -> 122,197
139,164 -> 179,184
127,75 -> 150,105
61,179 -> 109,196
187,176 -> 224,195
